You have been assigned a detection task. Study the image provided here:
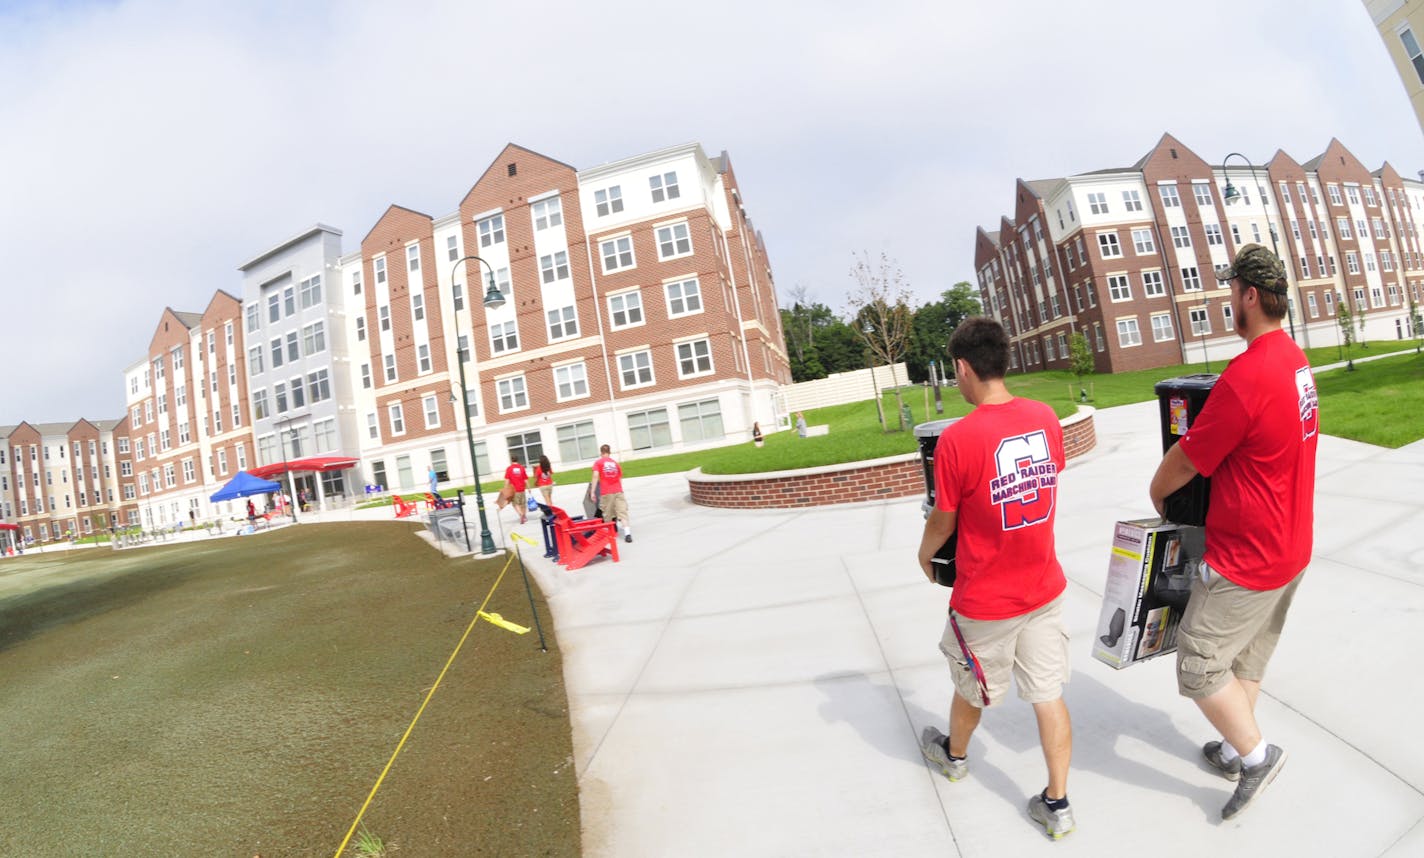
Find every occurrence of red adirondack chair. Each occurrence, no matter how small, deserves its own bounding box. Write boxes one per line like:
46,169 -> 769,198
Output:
392,495 -> 419,518
549,505 -> 619,570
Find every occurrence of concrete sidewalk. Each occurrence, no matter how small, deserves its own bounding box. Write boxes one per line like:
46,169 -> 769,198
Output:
516,400 -> 1424,857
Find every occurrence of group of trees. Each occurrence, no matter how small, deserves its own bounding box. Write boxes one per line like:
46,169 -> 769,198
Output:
780,253 -> 983,385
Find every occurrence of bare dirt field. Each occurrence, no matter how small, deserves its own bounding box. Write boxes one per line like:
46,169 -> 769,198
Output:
0,522 -> 579,857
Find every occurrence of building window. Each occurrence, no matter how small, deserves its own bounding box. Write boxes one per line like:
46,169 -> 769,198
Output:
1203,224 -> 1223,246
547,305 -> 579,340
1190,306 -> 1211,336
649,171 -> 680,203
418,344 -> 432,373
490,320 -> 519,354
554,362 -> 589,401
360,363 -> 371,389
1192,183 -> 1214,207
1328,184 -> 1343,206
478,214 -> 505,247
1346,252 -> 1360,274
1087,192 -> 1108,215
388,402 -> 405,436
302,321 -> 326,356
1108,275 -> 1132,302
1142,270 -> 1165,297
423,394 -> 440,429
182,459 -> 195,483
245,303 -> 259,333
656,222 -> 692,259
675,338 -> 714,378
289,376 -> 306,410
1307,293 -> 1319,317
1131,228 -> 1155,255
505,431 -> 543,467
600,236 -> 635,272
298,274 -> 322,308
367,413 -> 379,441
532,196 -> 563,230
315,419 -> 336,452
447,234 -> 459,262
556,420 -> 598,462
665,277 -> 703,317
1116,318 -> 1142,347
452,282 -> 464,312
594,185 -> 624,217
308,369 -> 331,402
678,398 -> 724,443
285,332 -> 299,363
216,449 -> 228,476
608,291 -> 644,329
1097,233 -> 1121,258
618,349 -> 655,389
405,243 -> 421,273
412,293 -> 425,322
274,382 -> 289,413
356,316 -> 366,342
267,292 -> 280,323
384,353 -> 397,382
1121,189 -> 1143,212
1159,184 -> 1180,207
497,376 -> 529,412
538,251 -> 570,284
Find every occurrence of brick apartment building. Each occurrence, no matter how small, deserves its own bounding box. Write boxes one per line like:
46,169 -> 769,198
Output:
975,133 -> 1424,374
0,139 -> 789,545
343,142 -> 788,496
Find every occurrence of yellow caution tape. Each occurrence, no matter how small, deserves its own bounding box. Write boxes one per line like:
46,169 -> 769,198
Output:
479,611 -> 530,634
510,531 -> 539,547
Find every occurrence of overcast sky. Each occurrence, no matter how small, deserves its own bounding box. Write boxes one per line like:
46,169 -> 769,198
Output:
2,0 -> 1421,425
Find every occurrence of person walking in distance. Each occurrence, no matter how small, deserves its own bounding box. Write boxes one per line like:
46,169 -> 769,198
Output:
503,455 -> 530,525
593,444 -> 632,543
532,454 -> 554,509
916,316 -> 1075,840
1149,244 -> 1318,820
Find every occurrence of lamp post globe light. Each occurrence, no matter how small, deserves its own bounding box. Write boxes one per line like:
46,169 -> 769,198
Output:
451,255 -> 507,555
1221,151 -> 1298,340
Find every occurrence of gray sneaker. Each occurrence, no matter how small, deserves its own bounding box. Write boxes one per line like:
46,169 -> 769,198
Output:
919,726 -> 967,781
1203,741 -> 1243,781
1027,792 -> 1076,840
1222,744 -> 1287,820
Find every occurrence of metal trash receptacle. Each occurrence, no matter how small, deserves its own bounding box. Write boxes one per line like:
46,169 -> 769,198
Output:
915,419 -> 961,587
1154,374 -> 1218,526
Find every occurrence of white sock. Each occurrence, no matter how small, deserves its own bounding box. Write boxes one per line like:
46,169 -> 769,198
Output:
1218,740 -> 1240,762
1240,739 -> 1268,768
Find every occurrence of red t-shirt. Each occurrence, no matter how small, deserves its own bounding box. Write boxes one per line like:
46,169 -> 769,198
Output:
533,467 -> 553,487
593,456 -> 624,494
1176,329 -> 1318,590
933,397 -> 1067,620
504,463 -> 529,492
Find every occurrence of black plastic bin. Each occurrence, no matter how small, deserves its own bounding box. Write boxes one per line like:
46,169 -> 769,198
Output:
914,419 -> 961,587
1154,373 -> 1217,526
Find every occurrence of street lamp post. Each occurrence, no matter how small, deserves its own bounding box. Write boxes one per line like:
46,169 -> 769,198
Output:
451,255 -> 507,555
1221,152 -> 1298,341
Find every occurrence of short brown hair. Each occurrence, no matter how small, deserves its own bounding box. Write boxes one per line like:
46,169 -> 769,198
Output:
948,316 -> 1010,380
1252,282 -> 1289,320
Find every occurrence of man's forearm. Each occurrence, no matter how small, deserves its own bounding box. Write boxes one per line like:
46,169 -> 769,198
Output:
919,507 -> 957,580
1149,443 -> 1200,516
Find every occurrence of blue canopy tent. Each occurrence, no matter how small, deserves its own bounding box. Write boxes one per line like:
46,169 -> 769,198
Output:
210,471 -> 282,502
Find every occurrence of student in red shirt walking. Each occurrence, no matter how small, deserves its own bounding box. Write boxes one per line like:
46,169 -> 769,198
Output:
592,444 -> 631,543
1150,244 -> 1318,820
916,317 -> 1074,840
501,456 -> 530,525
532,455 -> 554,509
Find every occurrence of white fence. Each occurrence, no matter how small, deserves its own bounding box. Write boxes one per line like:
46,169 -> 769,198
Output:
778,363 -> 909,413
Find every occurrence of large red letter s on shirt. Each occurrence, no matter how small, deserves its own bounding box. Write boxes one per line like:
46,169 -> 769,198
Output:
992,431 -> 1057,530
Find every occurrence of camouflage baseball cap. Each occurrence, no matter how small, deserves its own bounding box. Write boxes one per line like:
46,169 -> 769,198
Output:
1213,243 -> 1288,294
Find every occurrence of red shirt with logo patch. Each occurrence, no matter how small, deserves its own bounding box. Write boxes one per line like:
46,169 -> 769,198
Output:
504,463 -> 529,492
1176,329 -> 1318,590
933,398 -> 1067,620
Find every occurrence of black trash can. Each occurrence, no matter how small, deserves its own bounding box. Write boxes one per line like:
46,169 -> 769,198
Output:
1154,373 -> 1218,526
915,419 -> 961,587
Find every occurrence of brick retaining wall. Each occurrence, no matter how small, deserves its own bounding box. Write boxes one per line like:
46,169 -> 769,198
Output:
688,408 -> 1097,510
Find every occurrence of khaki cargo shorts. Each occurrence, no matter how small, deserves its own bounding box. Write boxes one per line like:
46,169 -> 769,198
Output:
1176,564 -> 1305,699
600,491 -> 628,522
939,593 -> 1069,708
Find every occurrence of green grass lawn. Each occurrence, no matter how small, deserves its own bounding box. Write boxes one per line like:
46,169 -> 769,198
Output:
360,341 -> 1421,507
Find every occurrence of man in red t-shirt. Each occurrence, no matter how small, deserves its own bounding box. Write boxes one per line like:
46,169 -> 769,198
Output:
1150,243 -> 1318,820
592,444 -> 631,542
916,317 -> 1074,840
502,456 -> 530,524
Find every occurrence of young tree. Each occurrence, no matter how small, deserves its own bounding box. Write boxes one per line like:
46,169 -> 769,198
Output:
1068,332 -> 1094,400
907,282 -> 983,382
1336,295 -> 1356,371
847,252 -> 914,430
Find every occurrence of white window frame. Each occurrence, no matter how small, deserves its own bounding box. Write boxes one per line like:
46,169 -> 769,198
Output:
553,361 -> 590,402
600,235 -> 635,272
422,394 -> 440,429
388,402 -> 406,436
496,375 -> 530,413
655,221 -> 693,260
1150,312 -> 1174,342
665,277 -> 703,317
1116,317 -> 1143,348
607,290 -> 645,330
1097,232 -> 1122,258
675,337 -> 714,379
617,349 -> 655,390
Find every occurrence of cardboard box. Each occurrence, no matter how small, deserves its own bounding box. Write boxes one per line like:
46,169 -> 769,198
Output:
1091,518 -> 1204,669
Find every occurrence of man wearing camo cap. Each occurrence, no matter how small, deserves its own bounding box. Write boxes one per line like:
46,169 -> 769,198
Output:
1149,243 -> 1318,820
